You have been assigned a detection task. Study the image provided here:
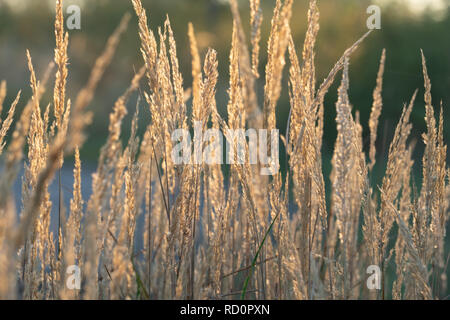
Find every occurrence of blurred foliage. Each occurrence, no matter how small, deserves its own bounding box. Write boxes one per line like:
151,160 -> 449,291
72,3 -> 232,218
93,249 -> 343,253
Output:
0,0 -> 449,181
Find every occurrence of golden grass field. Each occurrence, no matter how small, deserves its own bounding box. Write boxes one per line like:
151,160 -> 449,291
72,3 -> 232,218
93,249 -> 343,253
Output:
0,0 -> 448,300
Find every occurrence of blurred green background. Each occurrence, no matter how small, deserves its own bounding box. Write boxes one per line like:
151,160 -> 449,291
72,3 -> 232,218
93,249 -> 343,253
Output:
0,0 -> 449,182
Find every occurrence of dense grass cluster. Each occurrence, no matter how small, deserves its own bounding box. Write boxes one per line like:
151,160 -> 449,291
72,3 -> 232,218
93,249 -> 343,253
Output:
0,0 -> 448,300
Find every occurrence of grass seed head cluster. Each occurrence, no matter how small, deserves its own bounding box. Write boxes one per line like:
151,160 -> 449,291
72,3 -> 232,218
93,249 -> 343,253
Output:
0,0 -> 448,300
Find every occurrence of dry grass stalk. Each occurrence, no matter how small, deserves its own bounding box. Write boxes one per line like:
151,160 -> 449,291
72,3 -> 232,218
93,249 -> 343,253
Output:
0,91 -> 21,155
368,49 -> 386,171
